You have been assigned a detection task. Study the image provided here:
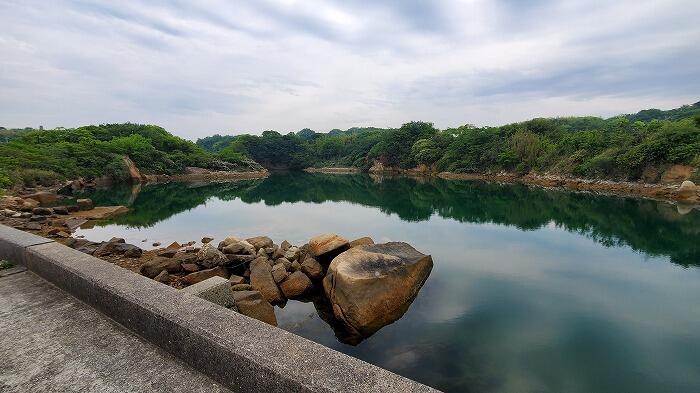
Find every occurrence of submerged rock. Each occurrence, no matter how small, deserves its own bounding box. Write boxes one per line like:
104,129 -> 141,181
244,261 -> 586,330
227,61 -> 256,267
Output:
323,242 -> 433,338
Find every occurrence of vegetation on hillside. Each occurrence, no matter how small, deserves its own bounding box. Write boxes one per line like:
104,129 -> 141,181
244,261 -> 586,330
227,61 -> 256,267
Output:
0,123 -> 248,189
197,102 -> 700,180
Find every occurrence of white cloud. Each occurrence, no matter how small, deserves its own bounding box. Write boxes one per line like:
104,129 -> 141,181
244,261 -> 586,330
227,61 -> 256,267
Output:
0,0 -> 698,139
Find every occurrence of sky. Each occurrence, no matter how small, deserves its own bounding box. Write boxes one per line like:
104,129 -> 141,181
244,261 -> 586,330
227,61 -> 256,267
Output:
1,0 -> 699,140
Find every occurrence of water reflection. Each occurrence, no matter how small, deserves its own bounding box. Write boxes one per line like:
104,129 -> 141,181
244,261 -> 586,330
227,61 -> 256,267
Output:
79,172 -> 700,267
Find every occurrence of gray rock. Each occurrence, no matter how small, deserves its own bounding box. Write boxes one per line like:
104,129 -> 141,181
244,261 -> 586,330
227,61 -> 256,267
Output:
140,257 -> 183,278
196,243 -> 228,268
32,207 -> 53,216
154,270 -> 171,283
280,240 -> 292,251
76,198 -> 94,211
157,249 -> 177,258
182,277 -> 236,308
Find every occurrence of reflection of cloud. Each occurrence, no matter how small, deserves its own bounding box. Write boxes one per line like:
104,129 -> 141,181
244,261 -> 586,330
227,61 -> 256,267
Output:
1,1 -> 698,135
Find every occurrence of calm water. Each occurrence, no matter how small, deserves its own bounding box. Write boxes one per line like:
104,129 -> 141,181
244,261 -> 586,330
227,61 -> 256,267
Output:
74,173 -> 700,393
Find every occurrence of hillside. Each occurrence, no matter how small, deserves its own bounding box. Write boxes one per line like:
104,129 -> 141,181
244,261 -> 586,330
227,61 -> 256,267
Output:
195,102 -> 700,182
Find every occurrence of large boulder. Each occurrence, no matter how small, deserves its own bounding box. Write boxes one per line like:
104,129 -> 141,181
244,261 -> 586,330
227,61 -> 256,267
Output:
196,243 -> 228,268
140,257 -> 183,278
232,290 -> 277,326
308,233 -> 349,263
279,271 -> 313,299
249,257 -> 284,304
323,242 -> 433,337
677,180 -> 699,200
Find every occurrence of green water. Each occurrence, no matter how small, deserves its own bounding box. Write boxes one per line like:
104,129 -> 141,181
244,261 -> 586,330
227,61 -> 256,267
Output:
74,173 -> 700,392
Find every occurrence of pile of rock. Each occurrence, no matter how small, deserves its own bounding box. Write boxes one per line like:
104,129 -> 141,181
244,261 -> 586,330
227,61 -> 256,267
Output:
139,233 -> 433,340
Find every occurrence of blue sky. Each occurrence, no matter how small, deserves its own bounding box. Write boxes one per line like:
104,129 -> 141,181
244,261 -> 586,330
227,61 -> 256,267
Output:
1,0 -> 698,139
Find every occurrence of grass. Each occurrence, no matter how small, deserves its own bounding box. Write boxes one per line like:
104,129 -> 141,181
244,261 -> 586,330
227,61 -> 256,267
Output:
0,260 -> 14,270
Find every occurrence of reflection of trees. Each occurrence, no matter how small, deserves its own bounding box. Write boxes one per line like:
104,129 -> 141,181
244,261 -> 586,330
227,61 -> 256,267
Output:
82,173 -> 700,266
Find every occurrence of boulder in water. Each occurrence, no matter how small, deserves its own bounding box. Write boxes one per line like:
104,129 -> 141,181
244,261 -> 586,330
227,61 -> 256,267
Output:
323,242 -> 432,338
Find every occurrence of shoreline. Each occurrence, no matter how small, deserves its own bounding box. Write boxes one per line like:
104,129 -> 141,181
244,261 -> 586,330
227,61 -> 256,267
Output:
308,166 -> 699,205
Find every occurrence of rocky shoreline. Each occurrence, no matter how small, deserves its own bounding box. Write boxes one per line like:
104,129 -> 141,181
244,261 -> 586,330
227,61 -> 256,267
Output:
308,162 -> 700,205
0,190 -> 433,344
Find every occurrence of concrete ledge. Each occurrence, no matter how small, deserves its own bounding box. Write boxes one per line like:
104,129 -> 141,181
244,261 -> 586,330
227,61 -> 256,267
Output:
0,225 -> 436,392
0,224 -> 53,265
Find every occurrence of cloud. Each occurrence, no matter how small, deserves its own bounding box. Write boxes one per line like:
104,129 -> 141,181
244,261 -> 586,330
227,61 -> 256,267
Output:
0,0 -> 698,138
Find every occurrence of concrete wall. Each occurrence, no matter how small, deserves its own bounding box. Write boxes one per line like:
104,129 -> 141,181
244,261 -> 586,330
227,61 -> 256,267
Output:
0,224 -> 437,392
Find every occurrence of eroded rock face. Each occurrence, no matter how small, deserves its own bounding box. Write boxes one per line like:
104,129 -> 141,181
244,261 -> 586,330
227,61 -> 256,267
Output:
323,242 -> 433,338
309,233 -> 349,263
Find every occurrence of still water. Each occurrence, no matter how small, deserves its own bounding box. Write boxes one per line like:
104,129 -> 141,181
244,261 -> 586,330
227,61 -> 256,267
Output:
74,173 -> 700,393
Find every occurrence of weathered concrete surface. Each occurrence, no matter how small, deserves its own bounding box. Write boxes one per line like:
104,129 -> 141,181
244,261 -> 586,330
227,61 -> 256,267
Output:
0,224 -> 52,265
0,271 -> 230,393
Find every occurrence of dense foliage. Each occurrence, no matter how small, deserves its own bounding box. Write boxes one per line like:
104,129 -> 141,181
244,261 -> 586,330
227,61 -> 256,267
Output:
196,101 -> 700,180
0,123 -> 230,188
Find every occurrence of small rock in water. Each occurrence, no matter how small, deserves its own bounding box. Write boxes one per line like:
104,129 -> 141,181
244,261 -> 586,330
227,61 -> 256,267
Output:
152,242 -> 161,247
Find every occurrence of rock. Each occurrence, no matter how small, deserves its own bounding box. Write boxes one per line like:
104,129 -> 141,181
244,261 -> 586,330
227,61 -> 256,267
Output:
63,217 -> 87,231
271,264 -> 289,284
226,254 -> 255,264
256,248 -> 267,258
280,240 -> 292,251
309,233 -> 349,262
349,237 -> 374,248
300,256 -> 324,280
166,241 -> 181,250
246,236 -> 273,250
154,270 -> 171,283
201,237 -> 214,244
2,208 -> 16,217
291,261 -> 301,271
29,215 -> 47,222
322,242 -> 433,337
122,155 -> 142,182
109,237 -> 125,243
279,271 -> 313,299
218,236 -> 241,249
25,222 -> 42,231
228,275 -> 246,285
181,266 -> 228,285
32,207 -> 52,216
25,191 -> 58,205
93,239 -> 132,257
52,206 -> 69,215
677,180 -> 699,200
73,206 -> 128,219
232,284 -> 253,291
222,240 -> 255,255
264,246 -> 278,256
116,244 -> 143,258
157,249 -> 177,258
276,257 -> 292,271
232,291 -> 277,326
182,263 -> 200,273
196,243 -> 228,268
249,257 -> 284,304
283,247 -> 299,261
140,257 -> 183,278
19,198 -> 40,211
55,231 -> 71,238
182,277 -> 236,308
76,198 -> 94,211
152,242 -> 161,247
